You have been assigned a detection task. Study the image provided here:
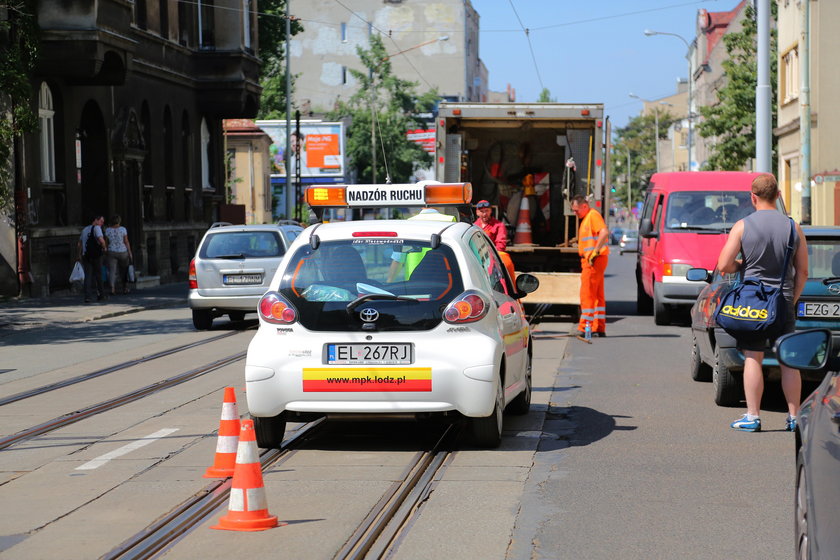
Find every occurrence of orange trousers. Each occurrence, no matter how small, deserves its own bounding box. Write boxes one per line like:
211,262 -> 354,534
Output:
578,255 -> 608,333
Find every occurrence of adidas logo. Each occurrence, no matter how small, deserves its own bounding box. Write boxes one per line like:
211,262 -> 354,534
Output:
720,305 -> 769,320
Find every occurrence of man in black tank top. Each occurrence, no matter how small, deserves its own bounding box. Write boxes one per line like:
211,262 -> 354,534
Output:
716,174 -> 808,432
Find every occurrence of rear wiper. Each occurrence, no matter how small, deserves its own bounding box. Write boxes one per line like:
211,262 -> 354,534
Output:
214,253 -> 246,259
346,293 -> 419,312
822,277 -> 840,285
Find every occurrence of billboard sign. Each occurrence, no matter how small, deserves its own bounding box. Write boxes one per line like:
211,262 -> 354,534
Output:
256,120 -> 346,183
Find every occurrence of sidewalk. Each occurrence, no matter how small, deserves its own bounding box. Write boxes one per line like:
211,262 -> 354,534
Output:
0,282 -> 188,336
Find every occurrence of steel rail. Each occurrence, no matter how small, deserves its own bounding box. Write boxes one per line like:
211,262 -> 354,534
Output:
101,419 -> 326,560
0,330 -> 247,407
0,351 -> 246,450
335,424 -> 459,560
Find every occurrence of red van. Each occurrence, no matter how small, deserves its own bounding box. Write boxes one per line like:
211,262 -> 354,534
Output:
636,171 -> 764,325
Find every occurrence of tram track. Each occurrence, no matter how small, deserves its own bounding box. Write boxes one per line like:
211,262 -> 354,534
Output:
98,422 -> 460,560
0,350 -> 246,451
0,329 -> 251,407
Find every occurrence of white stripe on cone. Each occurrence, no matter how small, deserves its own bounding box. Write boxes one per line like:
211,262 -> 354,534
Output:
220,402 -> 238,420
215,435 -> 239,453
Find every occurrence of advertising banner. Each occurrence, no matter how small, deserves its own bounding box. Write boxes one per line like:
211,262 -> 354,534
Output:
256,120 -> 346,183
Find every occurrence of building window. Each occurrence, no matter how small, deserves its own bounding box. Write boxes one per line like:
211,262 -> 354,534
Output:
136,0 -> 147,30
201,117 -> 213,191
341,66 -> 347,85
242,0 -> 252,50
198,0 -> 215,49
38,83 -> 56,182
341,22 -> 347,42
159,0 -> 168,39
781,45 -> 799,104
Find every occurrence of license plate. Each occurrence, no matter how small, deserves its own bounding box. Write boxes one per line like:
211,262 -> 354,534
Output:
797,301 -> 840,318
327,343 -> 413,365
223,274 -> 262,285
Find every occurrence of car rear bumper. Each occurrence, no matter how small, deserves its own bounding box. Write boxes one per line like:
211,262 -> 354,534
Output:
245,326 -> 504,419
188,291 -> 261,312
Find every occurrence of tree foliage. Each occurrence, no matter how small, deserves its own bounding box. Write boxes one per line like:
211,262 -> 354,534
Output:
327,35 -> 437,184
697,3 -> 777,170
611,110 -> 675,207
256,0 -> 303,119
0,1 -> 39,216
537,88 -> 556,102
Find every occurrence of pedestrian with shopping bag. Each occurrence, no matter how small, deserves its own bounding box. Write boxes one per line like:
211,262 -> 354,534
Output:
104,214 -> 133,294
77,214 -> 108,303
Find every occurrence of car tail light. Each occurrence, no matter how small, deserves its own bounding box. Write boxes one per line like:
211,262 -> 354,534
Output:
443,291 -> 489,323
258,291 -> 298,324
189,259 -> 197,289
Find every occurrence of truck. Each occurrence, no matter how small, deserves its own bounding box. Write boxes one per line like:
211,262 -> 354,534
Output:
434,102 -> 611,320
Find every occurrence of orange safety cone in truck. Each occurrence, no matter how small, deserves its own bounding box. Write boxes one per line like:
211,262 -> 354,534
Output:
571,195 -> 609,335
212,420 -> 283,531
513,195 -> 535,246
204,387 -> 241,478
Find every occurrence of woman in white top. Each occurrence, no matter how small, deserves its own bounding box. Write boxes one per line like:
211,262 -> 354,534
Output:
104,214 -> 133,294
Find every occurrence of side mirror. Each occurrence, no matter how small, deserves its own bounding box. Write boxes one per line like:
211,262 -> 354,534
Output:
639,221 -> 657,238
515,273 -> 540,296
774,329 -> 832,371
686,267 -> 712,283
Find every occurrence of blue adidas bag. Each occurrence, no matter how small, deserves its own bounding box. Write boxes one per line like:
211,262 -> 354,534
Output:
714,218 -> 795,339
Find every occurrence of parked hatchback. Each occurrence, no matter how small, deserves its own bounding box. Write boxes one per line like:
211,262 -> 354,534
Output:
188,223 -> 303,330
774,330 -> 840,560
686,226 -> 840,406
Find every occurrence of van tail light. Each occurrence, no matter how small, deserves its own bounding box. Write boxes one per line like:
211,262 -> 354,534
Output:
189,259 -> 197,289
443,290 -> 489,324
258,291 -> 298,324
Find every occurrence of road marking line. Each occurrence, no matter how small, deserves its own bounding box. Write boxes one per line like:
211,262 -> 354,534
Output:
75,428 -> 179,470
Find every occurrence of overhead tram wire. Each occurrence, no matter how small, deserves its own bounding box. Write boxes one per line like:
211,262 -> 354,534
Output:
506,0 -> 545,93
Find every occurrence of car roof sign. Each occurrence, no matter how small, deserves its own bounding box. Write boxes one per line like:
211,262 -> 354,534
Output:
306,181 -> 472,209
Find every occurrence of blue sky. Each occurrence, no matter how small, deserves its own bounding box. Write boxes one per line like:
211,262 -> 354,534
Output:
470,0 -> 732,130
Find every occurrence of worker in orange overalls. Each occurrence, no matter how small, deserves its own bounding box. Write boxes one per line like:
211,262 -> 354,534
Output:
571,194 -> 610,336
475,200 -> 517,282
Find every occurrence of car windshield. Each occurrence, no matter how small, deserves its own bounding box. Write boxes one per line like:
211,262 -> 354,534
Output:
806,239 -> 840,279
201,231 -> 285,259
664,191 -> 753,232
279,239 -> 464,332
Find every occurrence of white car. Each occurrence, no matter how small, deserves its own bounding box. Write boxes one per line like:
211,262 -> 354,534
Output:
245,182 -> 539,448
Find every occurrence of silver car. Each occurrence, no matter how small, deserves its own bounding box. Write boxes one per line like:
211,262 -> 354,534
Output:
188,223 -> 302,329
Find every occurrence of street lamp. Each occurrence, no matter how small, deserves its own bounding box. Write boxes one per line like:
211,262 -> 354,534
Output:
370,35 -> 449,183
629,92 -> 661,173
644,29 -> 693,172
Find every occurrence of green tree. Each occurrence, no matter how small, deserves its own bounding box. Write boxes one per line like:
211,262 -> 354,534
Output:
612,110 -> 675,208
0,1 -> 39,216
257,0 -> 303,119
697,3 -> 777,170
537,88 -> 556,102
327,35 -> 437,183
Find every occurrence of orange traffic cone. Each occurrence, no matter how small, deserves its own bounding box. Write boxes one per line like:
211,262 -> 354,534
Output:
513,195 -> 535,246
204,387 -> 241,478
212,420 -> 283,531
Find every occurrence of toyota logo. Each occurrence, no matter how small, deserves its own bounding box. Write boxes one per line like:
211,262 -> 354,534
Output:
829,284 -> 840,295
360,308 -> 380,322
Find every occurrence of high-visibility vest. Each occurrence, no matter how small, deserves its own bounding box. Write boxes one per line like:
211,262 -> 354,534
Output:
577,209 -> 610,257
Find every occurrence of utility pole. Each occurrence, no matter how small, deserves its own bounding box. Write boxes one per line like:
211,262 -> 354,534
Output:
799,0 -> 811,223
284,4 -> 293,219
756,0 -> 772,173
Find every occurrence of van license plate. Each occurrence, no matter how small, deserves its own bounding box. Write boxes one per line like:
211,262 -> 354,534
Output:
327,344 -> 413,365
223,274 -> 262,285
797,301 -> 840,318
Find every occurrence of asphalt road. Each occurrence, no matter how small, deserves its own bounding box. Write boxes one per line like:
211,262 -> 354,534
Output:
509,250 -> 796,560
0,253 -> 798,560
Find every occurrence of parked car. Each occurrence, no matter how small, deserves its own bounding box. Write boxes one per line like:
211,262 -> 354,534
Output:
188,222 -> 303,330
774,329 -> 840,560
636,172 -> 768,325
686,226 -> 840,406
619,230 -> 638,255
610,227 -> 624,245
245,182 -> 539,449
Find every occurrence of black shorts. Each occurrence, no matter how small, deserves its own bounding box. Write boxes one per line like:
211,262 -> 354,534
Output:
735,300 -> 796,352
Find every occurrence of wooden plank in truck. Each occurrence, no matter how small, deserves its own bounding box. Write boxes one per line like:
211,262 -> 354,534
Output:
518,272 -> 581,305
